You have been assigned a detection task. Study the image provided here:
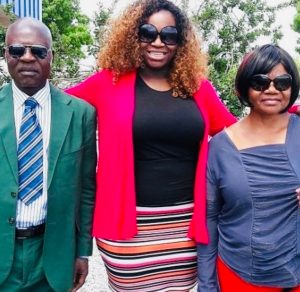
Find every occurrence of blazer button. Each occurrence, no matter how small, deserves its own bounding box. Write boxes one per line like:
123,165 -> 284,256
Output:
8,217 -> 15,225
11,192 -> 17,198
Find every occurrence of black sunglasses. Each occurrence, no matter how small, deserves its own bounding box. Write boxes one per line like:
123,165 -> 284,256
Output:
138,23 -> 179,45
6,44 -> 51,59
250,74 -> 292,91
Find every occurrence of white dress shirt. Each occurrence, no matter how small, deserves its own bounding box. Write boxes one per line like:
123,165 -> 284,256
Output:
13,80 -> 51,229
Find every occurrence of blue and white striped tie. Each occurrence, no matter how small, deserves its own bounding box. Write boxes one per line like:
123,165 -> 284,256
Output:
18,98 -> 43,205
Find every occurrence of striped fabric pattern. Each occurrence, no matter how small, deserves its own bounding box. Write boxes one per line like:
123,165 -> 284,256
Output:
17,98 -> 43,205
13,81 -> 50,229
97,202 -> 197,292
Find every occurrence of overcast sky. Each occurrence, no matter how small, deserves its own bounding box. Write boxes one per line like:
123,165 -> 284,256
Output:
79,0 -> 299,58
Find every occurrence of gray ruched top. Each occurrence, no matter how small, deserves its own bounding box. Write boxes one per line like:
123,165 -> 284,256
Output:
197,114 -> 300,290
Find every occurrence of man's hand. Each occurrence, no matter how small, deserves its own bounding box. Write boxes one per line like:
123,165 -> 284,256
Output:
72,257 -> 89,291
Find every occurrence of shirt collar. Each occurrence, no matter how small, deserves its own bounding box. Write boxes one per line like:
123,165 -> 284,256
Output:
12,80 -> 50,110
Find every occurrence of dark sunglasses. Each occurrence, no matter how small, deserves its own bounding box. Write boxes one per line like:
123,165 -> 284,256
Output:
250,74 -> 292,91
138,23 -> 179,45
6,44 -> 51,59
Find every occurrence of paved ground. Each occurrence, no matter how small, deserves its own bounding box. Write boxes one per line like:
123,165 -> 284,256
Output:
79,240 -> 197,292
79,241 -> 110,291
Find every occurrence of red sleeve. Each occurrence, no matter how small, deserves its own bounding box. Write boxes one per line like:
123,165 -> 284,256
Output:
289,105 -> 299,114
199,80 -> 237,136
65,71 -> 109,107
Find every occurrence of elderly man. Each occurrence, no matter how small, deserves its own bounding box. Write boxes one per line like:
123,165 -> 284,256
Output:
0,17 -> 96,291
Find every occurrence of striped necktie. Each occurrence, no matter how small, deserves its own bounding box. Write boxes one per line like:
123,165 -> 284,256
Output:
17,97 -> 43,205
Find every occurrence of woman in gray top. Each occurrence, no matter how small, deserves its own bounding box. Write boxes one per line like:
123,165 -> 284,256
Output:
197,44 -> 300,291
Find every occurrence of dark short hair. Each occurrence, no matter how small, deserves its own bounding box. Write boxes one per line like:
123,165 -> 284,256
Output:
235,44 -> 300,112
138,0 -> 189,46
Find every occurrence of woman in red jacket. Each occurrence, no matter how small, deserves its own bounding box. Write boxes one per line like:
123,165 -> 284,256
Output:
66,0 -> 235,291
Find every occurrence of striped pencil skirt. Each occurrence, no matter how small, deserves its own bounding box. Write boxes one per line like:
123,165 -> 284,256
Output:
96,202 -> 197,292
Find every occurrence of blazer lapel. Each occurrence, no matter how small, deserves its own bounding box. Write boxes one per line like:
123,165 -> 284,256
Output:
0,84 -> 18,183
47,85 -> 73,188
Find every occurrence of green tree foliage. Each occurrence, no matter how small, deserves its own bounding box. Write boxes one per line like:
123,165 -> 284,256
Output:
42,0 -> 92,83
295,57 -> 300,72
189,0 -> 294,116
0,5 -> 16,85
88,2 -> 113,59
293,0 -> 300,54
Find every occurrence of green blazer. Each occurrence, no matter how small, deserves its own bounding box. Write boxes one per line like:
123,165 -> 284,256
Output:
0,83 -> 97,292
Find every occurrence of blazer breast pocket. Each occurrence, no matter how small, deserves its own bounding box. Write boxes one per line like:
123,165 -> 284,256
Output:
55,148 -> 83,184
59,148 -> 83,162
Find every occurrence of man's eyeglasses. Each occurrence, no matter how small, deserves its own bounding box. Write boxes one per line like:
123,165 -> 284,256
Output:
250,74 -> 292,92
6,44 -> 51,59
138,23 -> 179,46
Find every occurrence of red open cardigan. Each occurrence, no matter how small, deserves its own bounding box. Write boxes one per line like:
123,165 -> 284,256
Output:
66,69 -> 236,243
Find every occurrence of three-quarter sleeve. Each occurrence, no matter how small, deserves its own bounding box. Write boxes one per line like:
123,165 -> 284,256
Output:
197,156 -> 222,291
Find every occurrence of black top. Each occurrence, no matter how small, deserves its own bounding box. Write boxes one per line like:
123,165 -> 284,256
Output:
133,75 -> 204,206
